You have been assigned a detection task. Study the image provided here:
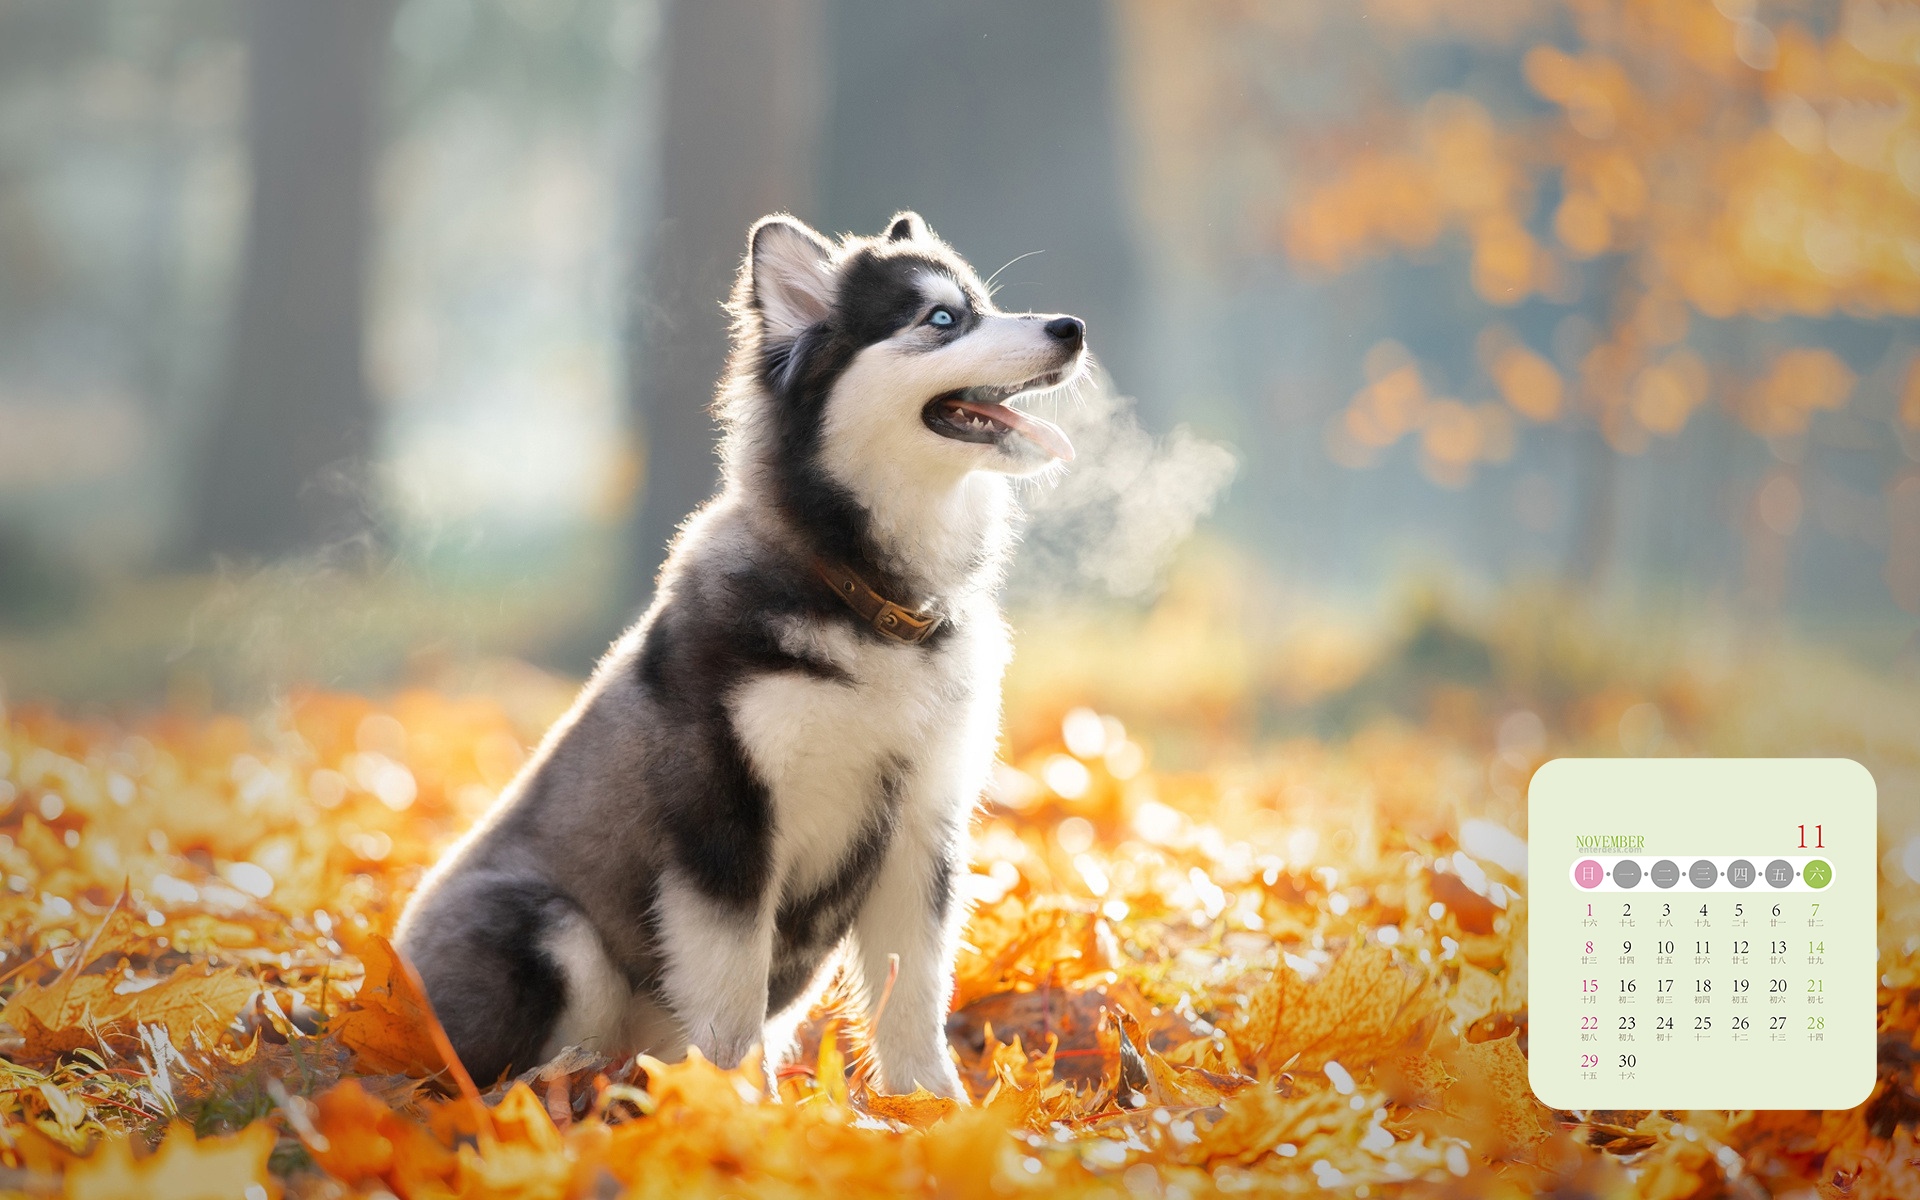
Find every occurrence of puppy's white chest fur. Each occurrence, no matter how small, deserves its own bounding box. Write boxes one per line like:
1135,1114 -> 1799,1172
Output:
729,611 -> 1002,898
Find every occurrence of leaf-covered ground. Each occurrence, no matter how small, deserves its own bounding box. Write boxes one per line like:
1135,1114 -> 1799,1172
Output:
2,589 -> 1918,1198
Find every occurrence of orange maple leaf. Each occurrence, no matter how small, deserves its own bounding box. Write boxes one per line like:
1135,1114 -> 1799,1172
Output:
1237,941 -> 1438,1075
863,1087 -> 959,1130
1441,1031 -> 1549,1160
2,893 -> 257,1064
308,1078 -> 464,1196
64,1120 -> 277,1200
331,934 -> 475,1095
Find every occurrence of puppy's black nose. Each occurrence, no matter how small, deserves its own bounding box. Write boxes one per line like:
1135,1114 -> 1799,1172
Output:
1044,316 -> 1085,347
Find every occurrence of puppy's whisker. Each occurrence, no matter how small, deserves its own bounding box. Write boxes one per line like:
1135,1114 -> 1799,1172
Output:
984,249 -> 1044,296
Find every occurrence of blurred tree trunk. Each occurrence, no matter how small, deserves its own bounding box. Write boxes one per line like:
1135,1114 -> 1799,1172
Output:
620,0 -> 825,608
1567,424 -> 1618,589
821,0 -> 1144,407
188,0 -> 394,561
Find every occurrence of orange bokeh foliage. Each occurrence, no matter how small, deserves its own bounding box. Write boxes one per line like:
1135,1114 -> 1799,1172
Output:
1119,0 -> 1920,484
0,647 -> 1914,1196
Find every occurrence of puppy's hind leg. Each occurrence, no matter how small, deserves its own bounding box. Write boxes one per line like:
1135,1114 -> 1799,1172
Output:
537,912 -> 638,1064
398,872 -> 576,1087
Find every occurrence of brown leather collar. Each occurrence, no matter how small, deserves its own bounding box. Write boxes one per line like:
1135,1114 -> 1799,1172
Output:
812,558 -> 943,645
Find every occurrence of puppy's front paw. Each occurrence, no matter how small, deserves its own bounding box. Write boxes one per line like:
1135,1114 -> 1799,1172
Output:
692,1026 -> 758,1072
928,1070 -> 970,1106
879,1055 -> 968,1105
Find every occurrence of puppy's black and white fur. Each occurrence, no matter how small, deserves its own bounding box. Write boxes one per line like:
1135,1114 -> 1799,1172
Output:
395,212 -> 1085,1099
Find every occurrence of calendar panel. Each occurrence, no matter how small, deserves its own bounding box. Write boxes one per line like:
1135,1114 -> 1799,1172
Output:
1529,759 -> 1875,1111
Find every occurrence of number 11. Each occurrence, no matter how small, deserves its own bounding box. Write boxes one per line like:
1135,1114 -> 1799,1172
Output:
1798,825 -> 1823,849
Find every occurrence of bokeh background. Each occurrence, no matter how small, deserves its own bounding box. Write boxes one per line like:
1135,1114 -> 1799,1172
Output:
11,0 -> 1920,871
1,0 -> 1918,738
3,4 -> 1920,1189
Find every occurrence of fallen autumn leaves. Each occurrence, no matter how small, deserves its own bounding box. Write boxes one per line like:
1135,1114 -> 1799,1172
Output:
0,680 -> 1914,1198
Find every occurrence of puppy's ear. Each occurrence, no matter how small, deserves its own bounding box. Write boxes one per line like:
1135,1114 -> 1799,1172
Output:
745,215 -> 834,341
883,211 -> 927,242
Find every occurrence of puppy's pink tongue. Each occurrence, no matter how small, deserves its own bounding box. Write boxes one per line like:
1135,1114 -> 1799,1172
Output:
949,399 -> 1076,462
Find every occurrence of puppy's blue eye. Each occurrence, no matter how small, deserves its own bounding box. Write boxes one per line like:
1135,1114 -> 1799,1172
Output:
928,307 -> 955,327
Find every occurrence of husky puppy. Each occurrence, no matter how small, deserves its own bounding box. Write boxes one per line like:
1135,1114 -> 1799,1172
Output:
395,211 -> 1084,1099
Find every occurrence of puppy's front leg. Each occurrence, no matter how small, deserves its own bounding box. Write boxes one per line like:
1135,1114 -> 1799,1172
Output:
655,873 -> 774,1069
853,829 -> 967,1101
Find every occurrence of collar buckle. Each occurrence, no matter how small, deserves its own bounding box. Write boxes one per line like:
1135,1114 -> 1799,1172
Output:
869,599 -> 941,644
814,559 -> 944,645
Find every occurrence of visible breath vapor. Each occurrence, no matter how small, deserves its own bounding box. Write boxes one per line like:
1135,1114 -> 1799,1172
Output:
1011,369 -> 1238,601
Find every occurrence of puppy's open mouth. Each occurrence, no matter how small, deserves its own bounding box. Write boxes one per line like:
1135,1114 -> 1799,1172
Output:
921,370 -> 1075,462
